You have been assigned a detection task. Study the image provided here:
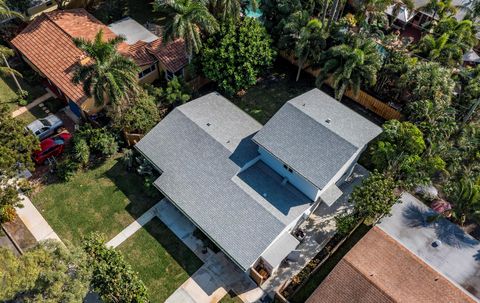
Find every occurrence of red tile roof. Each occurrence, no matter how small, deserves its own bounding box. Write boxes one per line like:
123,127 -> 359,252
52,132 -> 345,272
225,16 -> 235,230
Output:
147,38 -> 187,73
306,227 -> 476,303
11,9 -> 188,106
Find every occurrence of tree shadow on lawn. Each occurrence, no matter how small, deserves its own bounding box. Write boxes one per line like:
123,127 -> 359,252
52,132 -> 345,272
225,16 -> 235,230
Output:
104,160 -> 162,221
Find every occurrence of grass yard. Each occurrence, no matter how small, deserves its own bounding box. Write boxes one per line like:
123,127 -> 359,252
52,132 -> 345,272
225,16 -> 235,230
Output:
119,218 -> 203,302
0,76 -> 45,113
17,97 -> 66,124
219,291 -> 243,303
31,155 -> 160,245
234,63 -> 315,124
290,224 -> 371,303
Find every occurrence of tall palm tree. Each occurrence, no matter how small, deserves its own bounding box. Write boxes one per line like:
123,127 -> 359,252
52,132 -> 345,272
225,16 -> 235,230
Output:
294,18 -> 327,81
72,30 -> 140,107
278,10 -> 309,50
415,33 -> 463,66
316,36 -> 383,100
420,0 -> 457,20
154,0 -> 219,60
449,178 -> 480,226
0,0 -> 23,18
209,0 -> 241,21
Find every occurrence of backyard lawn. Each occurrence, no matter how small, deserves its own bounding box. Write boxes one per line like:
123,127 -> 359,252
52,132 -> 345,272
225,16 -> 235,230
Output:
31,155 -> 161,244
234,63 -> 315,124
119,218 -> 203,302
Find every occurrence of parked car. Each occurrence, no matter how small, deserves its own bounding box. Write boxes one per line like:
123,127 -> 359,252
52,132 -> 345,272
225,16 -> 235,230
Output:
27,114 -> 63,140
33,132 -> 72,165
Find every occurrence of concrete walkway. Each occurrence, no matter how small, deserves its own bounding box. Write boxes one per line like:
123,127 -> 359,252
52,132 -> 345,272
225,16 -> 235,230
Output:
106,203 -> 160,248
260,164 -> 368,297
157,199 -> 266,303
11,90 -> 52,118
15,193 -> 62,243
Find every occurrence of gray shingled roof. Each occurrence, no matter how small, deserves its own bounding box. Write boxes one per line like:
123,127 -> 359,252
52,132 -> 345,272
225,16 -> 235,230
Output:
135,92 -> 313,270
253,89 -> 382,190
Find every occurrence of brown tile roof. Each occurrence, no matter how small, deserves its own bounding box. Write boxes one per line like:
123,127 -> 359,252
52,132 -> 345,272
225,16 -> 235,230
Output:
11,9 -> 118,105
306,227 -> 476,303
147,38 -> 187,73
12,9 -> 188,107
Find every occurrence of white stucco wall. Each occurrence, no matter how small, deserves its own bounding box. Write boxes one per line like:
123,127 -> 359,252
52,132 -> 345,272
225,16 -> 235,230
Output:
258,146 -> 320,201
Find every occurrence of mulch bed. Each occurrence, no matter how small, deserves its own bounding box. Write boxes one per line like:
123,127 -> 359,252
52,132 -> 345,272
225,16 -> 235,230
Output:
2,216 -> 37,252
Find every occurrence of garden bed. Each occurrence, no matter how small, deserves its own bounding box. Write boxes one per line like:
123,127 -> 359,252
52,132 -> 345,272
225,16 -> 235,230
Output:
284,224 -> 371,303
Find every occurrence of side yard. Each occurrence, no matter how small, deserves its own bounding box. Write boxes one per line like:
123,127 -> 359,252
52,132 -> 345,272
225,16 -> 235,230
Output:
30,154 -> 205,301
0,75 -> 45,113
118,218 -> 203,302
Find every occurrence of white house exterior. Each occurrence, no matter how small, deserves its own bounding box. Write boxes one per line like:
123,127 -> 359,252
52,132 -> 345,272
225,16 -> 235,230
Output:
135,89 -> 382,280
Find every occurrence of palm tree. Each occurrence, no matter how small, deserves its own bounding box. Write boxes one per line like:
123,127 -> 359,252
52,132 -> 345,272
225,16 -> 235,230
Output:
420,0 -> 457,20
415,33 -> 463,66
72,30 -> 140,107
278,10 -> 309,50
449,178 -> 480,226
154,0 -> 219,60
316,36 -> 383,100
294,18 -> 327,81
0,0 -> 23,19
209,0 -> 241,21
0,1 -> 23,91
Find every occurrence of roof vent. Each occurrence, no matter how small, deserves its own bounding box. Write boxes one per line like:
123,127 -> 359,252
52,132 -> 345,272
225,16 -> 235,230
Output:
431,239 -> 442,248
302,103 -> 306,107
226,140 -> 230,144
263,193 -> 268,198
206,123 -> 211,127
325,118 -> 331,124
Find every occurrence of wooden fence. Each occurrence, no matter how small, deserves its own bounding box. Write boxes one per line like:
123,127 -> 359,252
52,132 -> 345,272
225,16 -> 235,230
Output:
280,52 -> 403,121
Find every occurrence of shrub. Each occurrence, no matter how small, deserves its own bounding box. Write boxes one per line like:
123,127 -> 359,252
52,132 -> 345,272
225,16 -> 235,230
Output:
17,98 -> 27,106
76,124 -> 118,157
73,138 -> 90,166
56,159 -> 80,182
0,183 -> 22,224
334,213 -> 358,236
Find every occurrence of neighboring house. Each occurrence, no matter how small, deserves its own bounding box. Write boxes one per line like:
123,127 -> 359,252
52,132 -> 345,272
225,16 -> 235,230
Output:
307,192 -> 480,303
11,9 -> 187,118
2,0 -> 58,22
135,89 -> 382,282
305,225 -> 477,303
387,0 -> 472,32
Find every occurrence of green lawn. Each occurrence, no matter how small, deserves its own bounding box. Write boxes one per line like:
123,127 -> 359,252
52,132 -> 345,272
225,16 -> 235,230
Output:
290,224 -> 371,303
31,155 -> 161,245
119,218 -> 203,302
17,97 -> 66,124
220,291 -> 243,303
0,76 -> 45,113
234,65 -> 315,124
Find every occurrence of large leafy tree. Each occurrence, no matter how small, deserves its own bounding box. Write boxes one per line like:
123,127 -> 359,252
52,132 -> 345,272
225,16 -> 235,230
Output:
154,0 -> 219,59
294,18 -> 328,81
369,120 -> 445,187
316,35 -> 383,100
350,171 -> 399,224
0,241 -> 92,302
109,91 -> 161,134
72,30 -> 140,107
201,17 -> 275,95
83,233 -> 149,303
0,105 -> 38,223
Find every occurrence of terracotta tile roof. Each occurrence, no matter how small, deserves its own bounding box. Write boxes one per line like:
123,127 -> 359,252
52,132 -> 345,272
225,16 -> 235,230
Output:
11,8 -> 188,106
11,9 -> 117,105
147,38 -> 187,73
306,227 -> 476,303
